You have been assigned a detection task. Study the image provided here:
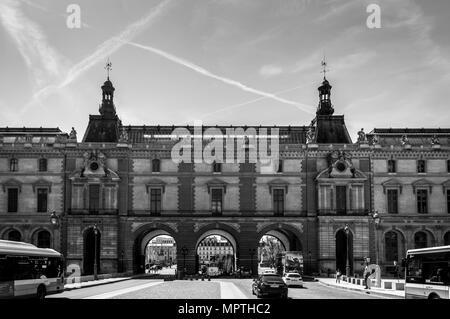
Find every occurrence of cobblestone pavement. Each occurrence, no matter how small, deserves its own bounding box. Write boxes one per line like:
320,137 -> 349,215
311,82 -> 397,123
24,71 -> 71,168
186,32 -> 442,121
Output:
48,278 -> 400,299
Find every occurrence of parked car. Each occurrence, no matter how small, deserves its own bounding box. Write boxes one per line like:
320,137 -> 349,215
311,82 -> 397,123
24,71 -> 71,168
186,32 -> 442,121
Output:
252,275 -> 288,299
282,272 -> 303,287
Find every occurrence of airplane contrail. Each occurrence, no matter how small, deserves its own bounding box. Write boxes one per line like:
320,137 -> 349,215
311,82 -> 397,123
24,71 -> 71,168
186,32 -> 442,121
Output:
126,41 -> 316,114
197,83 -> 313,121
29,0 -> 173,104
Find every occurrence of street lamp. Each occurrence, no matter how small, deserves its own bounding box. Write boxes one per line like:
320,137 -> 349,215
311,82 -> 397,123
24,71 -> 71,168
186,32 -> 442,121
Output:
93,224 -> 99,281
344,224 -> 350,277
371,211 -> 381,265
308,250 -> 312,275
249,248 -> 256,277
121,250 -> 124,274
49,211 -> 59,248
181,246 -> 188,278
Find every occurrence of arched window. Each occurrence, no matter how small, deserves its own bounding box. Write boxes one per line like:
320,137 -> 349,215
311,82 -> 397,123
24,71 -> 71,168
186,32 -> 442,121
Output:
152,159 -> 160,173
444,232 -> 450,246
37,230 -> 51,248
385,231 -> 399,262
414,231 -> 428,249
7,230 -> 21,242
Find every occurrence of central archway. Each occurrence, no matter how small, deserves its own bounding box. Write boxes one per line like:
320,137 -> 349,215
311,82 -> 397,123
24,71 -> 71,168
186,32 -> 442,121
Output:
195,229 -> 237,276
256,227 -> 303,276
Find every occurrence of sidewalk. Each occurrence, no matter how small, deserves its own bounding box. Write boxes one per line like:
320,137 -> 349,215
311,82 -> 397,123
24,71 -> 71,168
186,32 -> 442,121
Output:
317,277 -> 405,298
64,276 -> 133,291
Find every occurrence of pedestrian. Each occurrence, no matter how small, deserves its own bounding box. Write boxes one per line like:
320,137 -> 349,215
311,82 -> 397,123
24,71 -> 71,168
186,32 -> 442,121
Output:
364,266 -> 370,289
327,268 -> 331,278
336,269 -> 341,284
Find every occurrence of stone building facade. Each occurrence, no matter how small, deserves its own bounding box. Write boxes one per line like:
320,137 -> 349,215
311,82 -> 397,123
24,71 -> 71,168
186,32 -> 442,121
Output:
1,74 -> 449,277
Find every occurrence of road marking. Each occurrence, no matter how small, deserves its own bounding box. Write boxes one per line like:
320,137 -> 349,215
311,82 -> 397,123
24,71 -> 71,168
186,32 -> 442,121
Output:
83,281 -> 163,299
219,281 -> 247,299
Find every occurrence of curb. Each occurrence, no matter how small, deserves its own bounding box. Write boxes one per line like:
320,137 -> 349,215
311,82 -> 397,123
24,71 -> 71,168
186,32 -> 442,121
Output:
64,277 -> 133,291
317,280 -> 403,299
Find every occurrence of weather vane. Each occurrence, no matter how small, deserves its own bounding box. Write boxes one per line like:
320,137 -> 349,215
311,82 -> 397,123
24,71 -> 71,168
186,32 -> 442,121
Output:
321,56 -> 329,80
105,58 -> 112,80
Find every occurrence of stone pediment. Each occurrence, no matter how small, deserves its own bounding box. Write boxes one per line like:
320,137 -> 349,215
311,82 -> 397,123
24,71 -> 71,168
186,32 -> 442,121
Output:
32,179 -> 53,193
146,178 -> 167,193
442,180 -> 450,193
268,178 -> 289,194
206,178 -> 228,193
381,178 -> 402,193
412,178 -> 433,194
1,178 -> 22,192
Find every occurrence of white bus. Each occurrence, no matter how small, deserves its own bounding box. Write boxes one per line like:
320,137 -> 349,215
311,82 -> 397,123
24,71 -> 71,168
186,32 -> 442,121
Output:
405,245 -> 450,299
0,240 -> 65,299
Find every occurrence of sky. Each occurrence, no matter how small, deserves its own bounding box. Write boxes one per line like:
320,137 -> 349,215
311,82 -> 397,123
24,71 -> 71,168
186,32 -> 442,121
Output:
0,0 -> 449,139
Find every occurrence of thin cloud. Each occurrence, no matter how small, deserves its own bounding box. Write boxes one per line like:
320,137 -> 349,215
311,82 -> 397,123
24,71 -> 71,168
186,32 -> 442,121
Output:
259,64 -> 284,78
126,41 -> 315,114
20,0 -> 91,28
30,0 -> 173,104
0,0 -> 66,87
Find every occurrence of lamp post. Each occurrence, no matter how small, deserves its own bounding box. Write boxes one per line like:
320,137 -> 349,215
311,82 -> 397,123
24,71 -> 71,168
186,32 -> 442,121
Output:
181,246 -> 188,278
121,250 -> 124,274
308,250 -> 312,275
249,248 -> 256,277
93,224 -> 98,281
344,224 -> 350,277
371,211 -> 381,266
49,211 -> 59,249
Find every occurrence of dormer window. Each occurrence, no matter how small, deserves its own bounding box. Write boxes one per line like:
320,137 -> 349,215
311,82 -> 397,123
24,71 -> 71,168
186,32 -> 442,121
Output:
152,159 -> 161,173
417,160 -> 426,173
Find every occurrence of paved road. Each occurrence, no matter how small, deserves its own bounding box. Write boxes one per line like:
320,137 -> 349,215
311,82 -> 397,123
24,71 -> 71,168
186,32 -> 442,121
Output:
47,278 -> 399,299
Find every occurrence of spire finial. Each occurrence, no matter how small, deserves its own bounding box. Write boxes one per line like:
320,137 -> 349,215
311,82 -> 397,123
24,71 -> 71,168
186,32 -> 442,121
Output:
105,58 -> 112,80
321,55 -> 329,80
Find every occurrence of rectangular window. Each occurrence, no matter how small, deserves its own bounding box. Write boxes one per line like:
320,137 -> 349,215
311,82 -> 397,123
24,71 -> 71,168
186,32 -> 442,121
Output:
152,159 -> 160,173
213,162 -> 222,173
37,188 -> 48,213
336,186 -> 347,215
211,189 -> 223,215
10,159 -> 18,172
417,160 -> 426,173
387,189 -> 398,214
277,160 -> 283,173
38,158 -> 47,172
273,189 -> 285,216
7,188 -> 18,213
447,160 -> 450,173
150,189 -> 162,215
417,189 -> 428,214
89,185 -> 100,213
447,190 -> 450,214
388,160 -> 396,173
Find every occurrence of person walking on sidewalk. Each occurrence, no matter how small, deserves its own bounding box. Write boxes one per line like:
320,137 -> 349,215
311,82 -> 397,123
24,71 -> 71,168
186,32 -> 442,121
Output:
364,266 -> 370,289
336,269 -> 342,284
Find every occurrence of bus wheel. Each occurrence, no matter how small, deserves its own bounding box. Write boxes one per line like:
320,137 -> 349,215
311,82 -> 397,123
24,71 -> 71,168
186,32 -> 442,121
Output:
37,285 -> 46,300
429,294 -> 440,299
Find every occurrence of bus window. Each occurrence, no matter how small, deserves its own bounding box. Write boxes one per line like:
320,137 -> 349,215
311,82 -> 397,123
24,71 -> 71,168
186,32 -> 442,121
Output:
0,256 -> 14,282
406,255 -> 424,284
